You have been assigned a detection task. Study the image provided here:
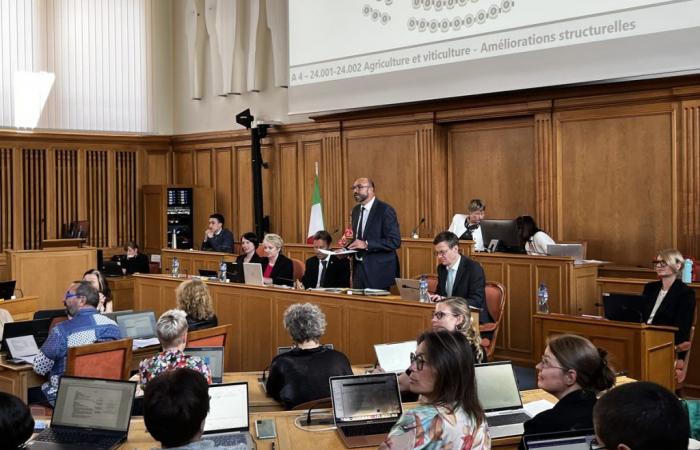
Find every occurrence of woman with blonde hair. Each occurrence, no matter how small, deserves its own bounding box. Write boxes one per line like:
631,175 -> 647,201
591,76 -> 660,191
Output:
432,297 -> 484,363
261,233 -> 294,286
175,278 -> 218,331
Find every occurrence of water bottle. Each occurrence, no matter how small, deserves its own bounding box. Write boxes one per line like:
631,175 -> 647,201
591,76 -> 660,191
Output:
537,282 -> 549,314
219,259 -> 227,282
683,258 -> 693,284
171,257 -> 180,278
419,274 -> 430,303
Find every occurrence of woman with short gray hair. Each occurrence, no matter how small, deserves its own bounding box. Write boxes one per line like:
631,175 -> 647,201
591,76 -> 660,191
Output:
138,309 -> 211,390
265,303 -> 352,409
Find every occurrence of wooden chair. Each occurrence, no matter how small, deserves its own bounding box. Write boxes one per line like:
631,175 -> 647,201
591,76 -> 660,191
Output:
292,258 -> 305,281
413,274 -> 439,295
65,338 -> 133,380
676,311 -> 697,393
479,281 -> 506,360
291,397 -> 332,411
187,324 -> 232,348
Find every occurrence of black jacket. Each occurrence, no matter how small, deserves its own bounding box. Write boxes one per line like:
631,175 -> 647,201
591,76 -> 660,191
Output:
201,228 -> 234,253
262,254 -> 295,286
642,279 -> 696,358
301,255 -> 350,289
437,256 -> 491,324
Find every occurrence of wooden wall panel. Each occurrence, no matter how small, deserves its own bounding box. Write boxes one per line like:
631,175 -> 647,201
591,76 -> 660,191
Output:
85,150 -> 109,247
276,142 -> 300,241
173,150 -> 194,185
195,149 -> 212,187
447,118 -> 536,222
321,133 -> 344,235
144,150 -> 171,185
53,149 -> 79,239
0,147 -> 14,251
680,100 -> 700,259
115,151 -> 138,246
556,103 -> 675,265
235,146 -> 254,236
214,148 -> 233,232
22,148 -> 47,249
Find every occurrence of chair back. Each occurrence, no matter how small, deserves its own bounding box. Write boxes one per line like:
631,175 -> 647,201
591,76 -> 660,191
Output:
256,246 -> 266,257
676,310 -> 698,389
188,324 -> 232,348
292,258 -> 305,281
65,338 -> 133,380
479,281 -> 506,359
413,274 -> 439,294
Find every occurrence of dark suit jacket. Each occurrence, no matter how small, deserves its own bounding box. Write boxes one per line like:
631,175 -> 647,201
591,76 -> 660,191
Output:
301,255 -> 351,289
642,279 -> 696,357
262,254 -> 294,287
437,256 -> 490,324
351,198 -> 401,290
201,228 -> 234,253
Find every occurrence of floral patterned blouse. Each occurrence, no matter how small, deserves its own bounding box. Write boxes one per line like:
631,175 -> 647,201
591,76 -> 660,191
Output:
379,404 -> 491,450
138,349 -> 212,389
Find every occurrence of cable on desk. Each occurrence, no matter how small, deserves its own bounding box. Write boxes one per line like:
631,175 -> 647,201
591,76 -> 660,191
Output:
293,414 -> 337,432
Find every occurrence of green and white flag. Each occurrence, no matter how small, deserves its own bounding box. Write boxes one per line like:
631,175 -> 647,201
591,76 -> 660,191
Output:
306,173 -> 324,243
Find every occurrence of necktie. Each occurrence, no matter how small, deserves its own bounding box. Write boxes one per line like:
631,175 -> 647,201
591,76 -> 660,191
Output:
319,260 -> 328,288
357,207 -> 366,240
446,267 -> 456,297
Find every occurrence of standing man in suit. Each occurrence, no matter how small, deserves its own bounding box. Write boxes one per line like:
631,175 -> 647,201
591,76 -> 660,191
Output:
201,213 -> 234,253
301,230 -> 351,289
347,177 -> 401,291
430,231 -> 492,326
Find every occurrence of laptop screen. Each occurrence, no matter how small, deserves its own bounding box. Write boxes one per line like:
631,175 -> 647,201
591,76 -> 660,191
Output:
475,362 -> 523,412
330,374 -> 402,424
374,341 -> 416,373
52,377 -> 136,432
185,347 -> 224,382
243,263 -> 263,286
524,429 -> 598,449
0,280 -> 16,299
204,382 -> 249,433
116,311 -> 157,339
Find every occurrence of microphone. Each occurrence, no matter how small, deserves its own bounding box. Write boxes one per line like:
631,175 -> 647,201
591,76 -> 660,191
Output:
411,218 -> 425,239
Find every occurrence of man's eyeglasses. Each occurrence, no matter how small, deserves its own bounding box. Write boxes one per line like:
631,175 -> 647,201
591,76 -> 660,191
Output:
409,352 -> 428,371
351,184 -> 370,191
64,291 -> 80,300
651,259 -> 668,268
432,311 -> 459,320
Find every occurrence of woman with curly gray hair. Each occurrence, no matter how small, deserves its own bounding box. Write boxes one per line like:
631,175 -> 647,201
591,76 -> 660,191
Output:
265,303 -> 352,409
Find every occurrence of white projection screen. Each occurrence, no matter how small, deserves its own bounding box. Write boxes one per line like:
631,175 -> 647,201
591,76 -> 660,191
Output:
288,0 -> 700,115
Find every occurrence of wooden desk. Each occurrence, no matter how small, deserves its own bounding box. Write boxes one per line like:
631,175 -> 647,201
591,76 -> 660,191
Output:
533,313 -> 675,390
0,357 -> 45,403
109,276 -> 135,311
160,249 -> 237,276
0,296 -> 39,321
133,274 -> 433,372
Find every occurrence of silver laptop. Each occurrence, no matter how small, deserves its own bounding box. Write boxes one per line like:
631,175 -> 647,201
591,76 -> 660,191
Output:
185,346 -> 224,384
202,382 -> 256,449
523,429 -> 600,449
395,278 -> 420,301
374,340 -> 416,374
475,361 -> 531,438
116,311 -> 157,339
243,262 -> 264,286
547,244 -> 584,260
27,376 -> 137,450
330,373 -> 403,448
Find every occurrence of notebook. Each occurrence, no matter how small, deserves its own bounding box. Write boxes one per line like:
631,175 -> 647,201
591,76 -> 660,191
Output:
243,262 -> 264,286
185,346 -> 225,383
26,376 -> 137,450
201,382 -> 256,449
394,278 -> 420,301
1,318 -> 51,353
523,429 -> 600,449
116,311 -> 158,340
474,361 -> 531,438
374,340 -> 417,374
330,373 -> 403,448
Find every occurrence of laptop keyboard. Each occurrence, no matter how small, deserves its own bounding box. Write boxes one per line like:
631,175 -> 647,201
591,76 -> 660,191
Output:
342,422 -> 394,437
33,429 -> 118,449
208,432 -> 249,447
487,412 -> 531,426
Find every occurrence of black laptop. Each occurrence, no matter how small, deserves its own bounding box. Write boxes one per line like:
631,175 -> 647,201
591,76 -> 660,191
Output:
602,293 -> 647,323
0,280 -> 16,300
523,429 -> 601,449
226,262 -> 244,283
1,318 -> 51,353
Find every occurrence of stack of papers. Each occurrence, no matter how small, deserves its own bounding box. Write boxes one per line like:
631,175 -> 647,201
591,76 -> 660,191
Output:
133,337 -> 160,349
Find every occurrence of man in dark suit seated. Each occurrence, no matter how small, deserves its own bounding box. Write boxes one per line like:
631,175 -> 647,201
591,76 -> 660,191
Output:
430,231 -> 492,326
301,230 -> 350,289
201,213 -> 234,253
347,177 -> 401,291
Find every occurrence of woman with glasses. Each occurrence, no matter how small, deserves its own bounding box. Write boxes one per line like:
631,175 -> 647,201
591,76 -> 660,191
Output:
520,334 -> 615,449
379,329 -> 489,450
431,297 -> 485,363
643,248 -> 696,364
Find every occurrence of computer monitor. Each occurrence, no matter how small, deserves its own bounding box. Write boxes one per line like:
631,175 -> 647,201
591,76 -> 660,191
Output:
0,280 -> 16,300
480,219 -> 524,253
63,220 -> 90,239
603,293 -> 647,323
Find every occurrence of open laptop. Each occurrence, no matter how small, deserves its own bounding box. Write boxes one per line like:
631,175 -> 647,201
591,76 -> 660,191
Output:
201,382 -> 256,449
394,278 -> 420,301
475,361 -> 531,438
226,262 -> 244,283
186,346 -> 224,383
5,335 -> 41,364
374,340 -> 417,374
547,244 -> 584,260
0,280 -> 16,299
103,310 -> 134,322
243,262 -> 264,286
116,311 -> 157,339
602,293 -> 647,323
198,269 -> 218,278
26,376 -> 136,450
1,318 -> 51,353
102,261 -> 124,277
330,373 -> 403,448
523,429 -> 600,449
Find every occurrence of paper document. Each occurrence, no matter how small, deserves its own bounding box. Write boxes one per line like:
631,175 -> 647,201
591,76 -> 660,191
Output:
319,248 -> 357,256
132,337 -> 160,349
375,341 -> 417,373
523,399 -> 555,417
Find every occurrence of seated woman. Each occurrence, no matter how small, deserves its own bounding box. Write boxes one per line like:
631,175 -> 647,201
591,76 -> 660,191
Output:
644,248 -> 696,364
119,241 -> 150,274
236,232 -> 264,265
138,309 -> 211,391
379,330 -> 489,450
176,278 -> 218,331
0,392 -> 34,450
520,334 -> 615,448
516,215 -> 555,255
261,233 -> 294,286
265,303 -> 352,409
83,269 -> 113,313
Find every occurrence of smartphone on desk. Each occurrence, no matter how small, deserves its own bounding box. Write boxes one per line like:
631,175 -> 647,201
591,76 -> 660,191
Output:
255,419 -> 277,439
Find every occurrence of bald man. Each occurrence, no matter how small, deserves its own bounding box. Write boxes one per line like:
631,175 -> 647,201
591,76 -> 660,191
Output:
347,177 -> 401,290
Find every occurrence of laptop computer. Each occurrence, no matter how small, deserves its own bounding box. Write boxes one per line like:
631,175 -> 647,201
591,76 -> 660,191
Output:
243,263 -> 264,286
277,343 -> 334,355
394,278 -> 420,301
116,311 -> 157,339
602,293 -> 647,323
1,318 -> 51,353
0,280 -> 16,299
102,261 -> 124,277
5,335 -> 41,364
199,269 -> 218,278
201,382 -> 256,449
330,373 -> 403,448
374,340 -> 417,374
475,361 -> 531,438
226,262 -> 244,283
26,376 -> 137,450
546,244 -> 584,260
523,429 -> 600,449
185,346 -> 224,384
103,310 -> 134,322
